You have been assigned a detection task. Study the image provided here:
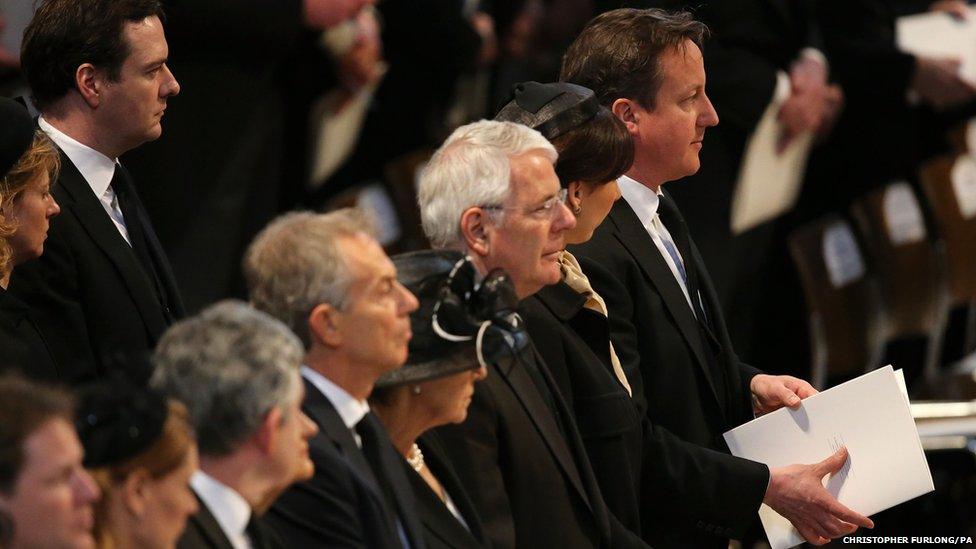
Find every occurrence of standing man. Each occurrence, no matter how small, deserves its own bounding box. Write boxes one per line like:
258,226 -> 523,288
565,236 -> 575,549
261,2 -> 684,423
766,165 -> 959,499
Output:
244,209 -> 426,549
419,120 -> 647,548
0,375 -> 101,549
562,8 -> 874,548
11,0 -> 183,383
151,300 -> 319,549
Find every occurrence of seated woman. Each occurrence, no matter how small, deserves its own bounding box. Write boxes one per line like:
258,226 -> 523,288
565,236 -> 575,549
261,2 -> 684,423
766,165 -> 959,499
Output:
75,378 -> 198,549
371,250 -> 524,549
494,82 -> 646,536
0,97 -> 61,381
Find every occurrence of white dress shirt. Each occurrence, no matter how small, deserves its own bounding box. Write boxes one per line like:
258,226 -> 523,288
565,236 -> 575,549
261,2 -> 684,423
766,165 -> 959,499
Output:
191,470 -> 253,549
617,174 -> 696,314
301,366 -> 370,447
38,116 -> 131,245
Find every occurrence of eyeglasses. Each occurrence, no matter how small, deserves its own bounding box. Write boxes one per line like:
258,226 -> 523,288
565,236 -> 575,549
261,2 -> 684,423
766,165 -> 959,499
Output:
481,188 -> 569,220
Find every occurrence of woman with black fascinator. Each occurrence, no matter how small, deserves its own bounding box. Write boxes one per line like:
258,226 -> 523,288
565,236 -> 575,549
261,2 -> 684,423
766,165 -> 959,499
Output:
75,377 -> 198,549
495,82 -> 648,538
369,250 -> 523,549
0,97 -> 61,382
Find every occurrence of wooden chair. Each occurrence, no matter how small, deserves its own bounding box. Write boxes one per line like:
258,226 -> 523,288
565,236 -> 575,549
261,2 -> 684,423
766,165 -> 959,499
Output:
850,182 -> 951,381
789,215 -> 886,388
919,154 -> 976,360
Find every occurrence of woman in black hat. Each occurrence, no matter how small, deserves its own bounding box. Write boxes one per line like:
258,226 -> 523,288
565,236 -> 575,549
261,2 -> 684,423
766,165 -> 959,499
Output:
370,250 -> 524,549
494,82 -> 648,538
75,378 -> 199,549
0,96 -> 62,381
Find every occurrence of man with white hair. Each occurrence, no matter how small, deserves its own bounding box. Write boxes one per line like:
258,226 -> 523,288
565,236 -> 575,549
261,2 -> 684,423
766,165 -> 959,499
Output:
420,120 -> 647,548
151,300 -> 318,549
244,209 -> 425,549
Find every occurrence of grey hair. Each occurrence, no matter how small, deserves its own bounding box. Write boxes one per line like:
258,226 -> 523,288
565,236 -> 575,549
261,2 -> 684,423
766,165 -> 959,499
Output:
244,208 -> 375,348
150,300 -> 304,458
418,120 -> 557,249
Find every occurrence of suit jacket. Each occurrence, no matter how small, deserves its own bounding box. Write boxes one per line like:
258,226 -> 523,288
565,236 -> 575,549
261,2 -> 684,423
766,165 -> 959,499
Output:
265,378 -> 426,549
569,198 -> 769,548
178,496 -> 281,549
405,431 -> 490,549
0,286 -> 60,382
8,152 -> 184,384
435,344 -> 647,549
519,283 -> 644,536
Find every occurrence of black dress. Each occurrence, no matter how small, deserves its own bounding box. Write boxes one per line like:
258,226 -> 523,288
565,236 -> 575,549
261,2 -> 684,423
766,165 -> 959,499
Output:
404,431 -> 491,549
0,284 -> 60,382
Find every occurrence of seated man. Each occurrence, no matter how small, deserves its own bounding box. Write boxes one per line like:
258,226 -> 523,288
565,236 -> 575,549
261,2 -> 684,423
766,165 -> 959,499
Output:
418,120 -> 646,548
151,300 -> 318,549
244,209 -> 425,549
0,375 -> 100,549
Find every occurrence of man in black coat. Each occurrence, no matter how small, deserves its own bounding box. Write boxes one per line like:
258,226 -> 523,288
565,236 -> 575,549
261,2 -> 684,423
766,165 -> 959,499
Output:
418,120 -> 648,548
151,301 -> 319,549
561,8 -> 874,548
10,0 -> 184,384
245,209 -> 427,549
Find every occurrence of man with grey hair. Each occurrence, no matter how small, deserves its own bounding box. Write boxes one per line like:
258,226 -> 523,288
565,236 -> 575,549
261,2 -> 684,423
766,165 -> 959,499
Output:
419,120 -> 647,548
244,208 -> 425,549
151,300 -> 318,549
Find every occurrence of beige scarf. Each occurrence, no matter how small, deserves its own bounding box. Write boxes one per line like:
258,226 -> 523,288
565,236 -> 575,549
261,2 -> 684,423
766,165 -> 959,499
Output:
559,251 -> 633,396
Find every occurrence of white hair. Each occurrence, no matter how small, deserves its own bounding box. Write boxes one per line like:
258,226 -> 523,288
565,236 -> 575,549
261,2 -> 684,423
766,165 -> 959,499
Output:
418,120 -> 557,249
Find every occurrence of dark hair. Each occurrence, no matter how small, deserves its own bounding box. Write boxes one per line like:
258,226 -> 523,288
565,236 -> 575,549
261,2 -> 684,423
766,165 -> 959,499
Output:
21,0 -> 164,110
551,108 -> 633,187
560,8 -> 708,109
0,376 -> 73,494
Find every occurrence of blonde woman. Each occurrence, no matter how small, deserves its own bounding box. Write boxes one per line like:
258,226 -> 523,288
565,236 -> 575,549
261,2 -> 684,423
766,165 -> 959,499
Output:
0,97 -> 61,381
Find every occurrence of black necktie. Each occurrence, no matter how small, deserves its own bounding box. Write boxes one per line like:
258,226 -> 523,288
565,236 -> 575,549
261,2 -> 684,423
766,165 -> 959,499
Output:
656,193 -> 709,327
110,166 -> 173,323
656,193 -> 731,405
245,516 -> 267,549
355,413 -> 410,548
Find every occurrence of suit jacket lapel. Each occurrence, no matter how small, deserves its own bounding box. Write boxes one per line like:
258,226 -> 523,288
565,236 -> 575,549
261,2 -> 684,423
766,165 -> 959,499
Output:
493,345 -> 593,515
188,497 -> 236,549
300,379 -> 383,495
54,152 -> 168,340
607,200 -> 723,408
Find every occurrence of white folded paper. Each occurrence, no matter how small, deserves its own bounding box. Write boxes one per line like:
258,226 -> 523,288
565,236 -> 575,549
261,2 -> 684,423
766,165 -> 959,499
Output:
730,72 -> 814,234
897,8 -> 976,85
723,366 -> 934,549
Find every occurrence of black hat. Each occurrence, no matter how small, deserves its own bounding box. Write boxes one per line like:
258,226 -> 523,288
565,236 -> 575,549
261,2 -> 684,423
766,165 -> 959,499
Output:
0,97 -> 35,181
374,250 -> 528,389
494,81 -> 601,140
75,376 -> 168,468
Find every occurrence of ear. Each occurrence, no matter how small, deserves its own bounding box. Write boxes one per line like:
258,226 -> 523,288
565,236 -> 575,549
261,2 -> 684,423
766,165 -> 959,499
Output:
308,303 -> 342,348
75,63 -> 102,109
611,98 -> 642,137
460,207 -> 492,258
254,406 -> 282,456
120,468 -> 151,517
567,181 -> 587,212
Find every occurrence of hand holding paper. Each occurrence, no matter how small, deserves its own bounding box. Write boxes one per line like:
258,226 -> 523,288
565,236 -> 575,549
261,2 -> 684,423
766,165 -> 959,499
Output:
750,374 -> 817,416
763,447 -> 874,545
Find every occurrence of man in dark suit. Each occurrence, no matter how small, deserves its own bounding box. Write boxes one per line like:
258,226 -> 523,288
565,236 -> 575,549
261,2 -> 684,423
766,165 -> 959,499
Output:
10,0 -> 184,384
417,120 -> 647,548
561,8 -> 875,548
244,209 -> 426,549
151,301 -> 319,549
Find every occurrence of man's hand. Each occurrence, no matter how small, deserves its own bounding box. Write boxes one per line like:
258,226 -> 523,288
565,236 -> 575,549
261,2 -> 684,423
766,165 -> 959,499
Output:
303,0 -> 374,30
930,0 -> 970,20
764,448 -> 875,545
777,55 -> 834,153
912,56 -> 976,110
750,374 -> 817,416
